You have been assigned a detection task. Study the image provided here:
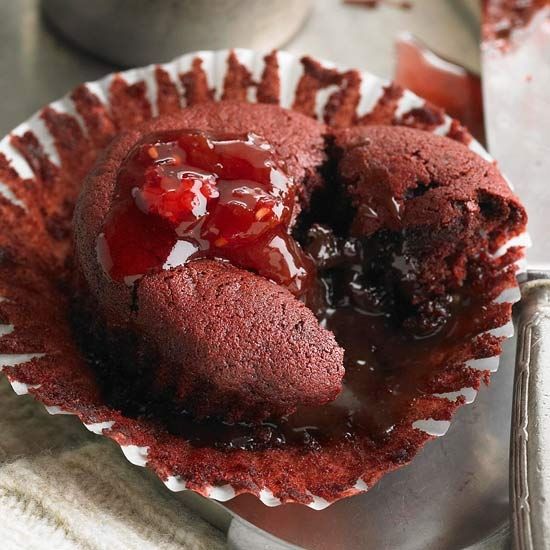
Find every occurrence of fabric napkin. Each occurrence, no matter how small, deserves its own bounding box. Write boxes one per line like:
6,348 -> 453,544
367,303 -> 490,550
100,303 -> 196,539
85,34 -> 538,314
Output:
0,378 -> 225,549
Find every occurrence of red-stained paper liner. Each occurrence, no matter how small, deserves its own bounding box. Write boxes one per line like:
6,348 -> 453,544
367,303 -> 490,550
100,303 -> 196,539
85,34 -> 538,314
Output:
0,49 -> 529,509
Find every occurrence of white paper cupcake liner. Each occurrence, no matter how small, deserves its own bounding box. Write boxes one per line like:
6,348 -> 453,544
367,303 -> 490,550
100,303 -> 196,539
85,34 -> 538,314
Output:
0,48 -> 528,509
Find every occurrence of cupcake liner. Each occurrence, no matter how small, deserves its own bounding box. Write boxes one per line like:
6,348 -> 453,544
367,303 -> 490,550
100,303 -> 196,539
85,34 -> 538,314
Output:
0,48 -> 528,509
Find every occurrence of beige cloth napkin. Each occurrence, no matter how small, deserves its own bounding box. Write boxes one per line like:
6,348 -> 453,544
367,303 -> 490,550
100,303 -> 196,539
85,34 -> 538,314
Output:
0,378 -> 225,549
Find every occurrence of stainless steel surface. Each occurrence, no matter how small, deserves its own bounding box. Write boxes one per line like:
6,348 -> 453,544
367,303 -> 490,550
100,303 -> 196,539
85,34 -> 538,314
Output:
0,1 -> 112,137
511,277 -> 550,550
41,0 -> 312,67
227,517 -> 302,550
0,1 -> 520,549
482,7 -> 550,270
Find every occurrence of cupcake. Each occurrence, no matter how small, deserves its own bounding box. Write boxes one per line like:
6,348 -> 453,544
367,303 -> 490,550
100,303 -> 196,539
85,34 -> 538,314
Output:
73,98 -> 526,426
0,50 -> 528,507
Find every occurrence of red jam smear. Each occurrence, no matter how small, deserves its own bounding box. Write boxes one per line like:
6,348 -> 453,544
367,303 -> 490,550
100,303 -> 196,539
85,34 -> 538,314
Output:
98,131 -> 315,296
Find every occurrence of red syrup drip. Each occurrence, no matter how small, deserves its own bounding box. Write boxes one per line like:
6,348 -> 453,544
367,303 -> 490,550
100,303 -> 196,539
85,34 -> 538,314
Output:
98,131 -> 315,296
394,34 -> 485,143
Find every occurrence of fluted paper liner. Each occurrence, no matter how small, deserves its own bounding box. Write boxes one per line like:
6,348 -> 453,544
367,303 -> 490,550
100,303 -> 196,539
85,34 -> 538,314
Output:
0,49 -> 529,509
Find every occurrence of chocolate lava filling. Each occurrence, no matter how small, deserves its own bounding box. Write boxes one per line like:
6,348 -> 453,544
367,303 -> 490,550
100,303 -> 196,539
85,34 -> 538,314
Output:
73,126 -> 518,452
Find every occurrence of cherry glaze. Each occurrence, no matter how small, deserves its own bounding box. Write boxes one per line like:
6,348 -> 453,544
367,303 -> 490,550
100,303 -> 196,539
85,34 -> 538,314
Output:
98,131 -> 315,296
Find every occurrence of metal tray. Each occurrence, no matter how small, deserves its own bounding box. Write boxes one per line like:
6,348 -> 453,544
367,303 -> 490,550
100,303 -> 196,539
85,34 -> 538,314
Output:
1,1 -> 514,548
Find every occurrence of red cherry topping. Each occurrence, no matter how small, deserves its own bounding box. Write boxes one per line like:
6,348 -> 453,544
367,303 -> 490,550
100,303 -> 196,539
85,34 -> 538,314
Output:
98,131 -> 314,296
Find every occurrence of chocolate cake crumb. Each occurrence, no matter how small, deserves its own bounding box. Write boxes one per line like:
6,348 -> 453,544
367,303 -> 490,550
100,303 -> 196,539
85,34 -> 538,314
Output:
222,51 -> 254,101
292,57 -> 343,118
483,0 -> 550,44
71,84 -> 117,149
109,75 -> 152,129
11,131 -> 59,185
446,118 -> 473,145
397,102 -> 445,131
324,70 -> 362,128
332,125 -> 526,331
357,83 -> 404,125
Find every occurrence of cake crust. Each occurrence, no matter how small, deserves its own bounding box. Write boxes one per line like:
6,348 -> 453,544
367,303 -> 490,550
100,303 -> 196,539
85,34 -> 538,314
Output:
334,124 -> 525,244
136,259 -> 344,421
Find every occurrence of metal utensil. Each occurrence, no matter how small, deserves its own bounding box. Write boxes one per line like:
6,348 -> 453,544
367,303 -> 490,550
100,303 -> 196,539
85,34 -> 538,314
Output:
41,0 -> 312,67
481,5 -> 550,549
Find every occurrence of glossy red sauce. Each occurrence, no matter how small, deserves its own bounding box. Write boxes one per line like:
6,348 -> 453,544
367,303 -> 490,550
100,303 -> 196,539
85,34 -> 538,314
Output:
97,131 -> 315,296
394,34 -> 484,142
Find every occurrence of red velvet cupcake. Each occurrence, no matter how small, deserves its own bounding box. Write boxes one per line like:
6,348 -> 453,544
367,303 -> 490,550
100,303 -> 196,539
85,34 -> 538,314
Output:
0,50 -> 528,507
